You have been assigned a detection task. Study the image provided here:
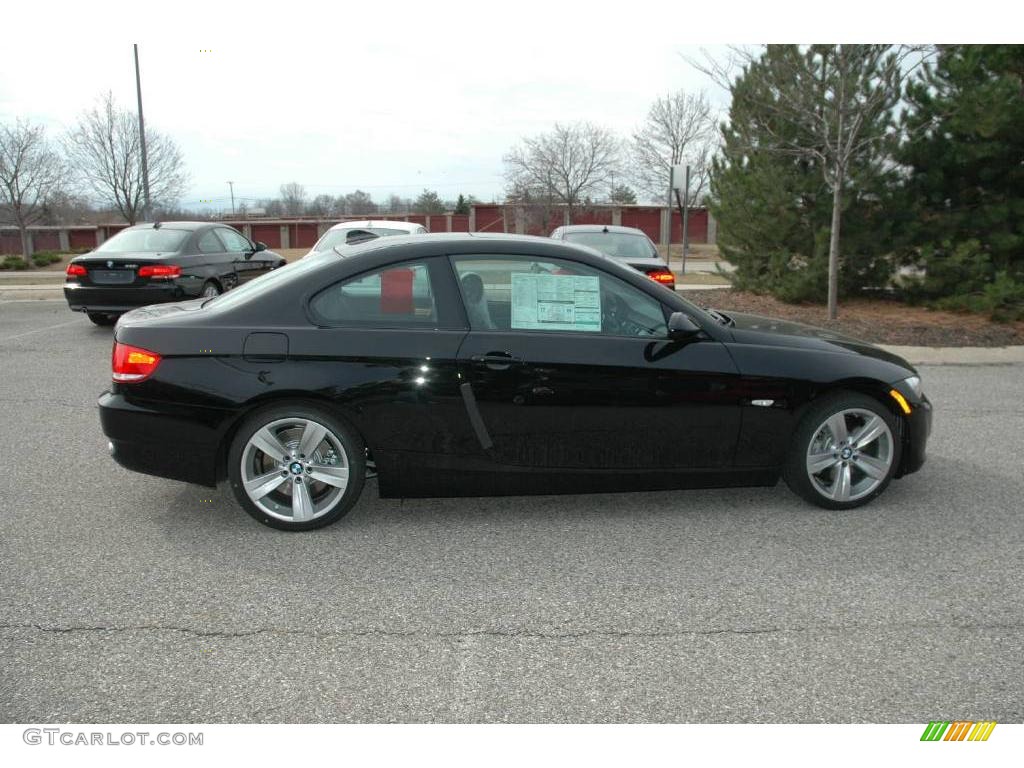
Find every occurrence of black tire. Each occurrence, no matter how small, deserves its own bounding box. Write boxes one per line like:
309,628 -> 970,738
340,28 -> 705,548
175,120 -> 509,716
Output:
201,280 -> 222,299
782,390 -> 902,510
87,312 -> 116,326
227,402 -> 366,531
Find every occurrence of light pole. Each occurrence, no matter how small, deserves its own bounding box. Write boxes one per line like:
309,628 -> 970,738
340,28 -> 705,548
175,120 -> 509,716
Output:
133,44 -> 152,222
227,181 -> 235,215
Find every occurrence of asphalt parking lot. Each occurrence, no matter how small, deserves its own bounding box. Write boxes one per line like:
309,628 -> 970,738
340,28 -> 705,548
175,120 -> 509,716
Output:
0,299 -> 1022,723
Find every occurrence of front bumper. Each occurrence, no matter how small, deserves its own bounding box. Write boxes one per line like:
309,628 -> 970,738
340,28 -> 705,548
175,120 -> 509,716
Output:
65,282 -> 189,314
898,394 -> 932,477
99,391 -> 230,487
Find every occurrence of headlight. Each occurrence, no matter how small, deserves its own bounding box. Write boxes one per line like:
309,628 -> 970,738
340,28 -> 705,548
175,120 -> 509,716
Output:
901,375 -> 923,399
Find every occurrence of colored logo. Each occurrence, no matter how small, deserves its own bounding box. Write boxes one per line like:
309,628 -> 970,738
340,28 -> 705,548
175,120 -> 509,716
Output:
920,721 -> 997,741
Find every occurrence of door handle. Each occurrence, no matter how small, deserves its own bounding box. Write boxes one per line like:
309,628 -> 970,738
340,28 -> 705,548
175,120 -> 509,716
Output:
470,351 -> 522,370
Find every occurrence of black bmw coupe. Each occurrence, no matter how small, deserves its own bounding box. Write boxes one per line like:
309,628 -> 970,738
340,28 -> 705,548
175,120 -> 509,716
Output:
65,221 -> 285,325
99,233 -> 931,531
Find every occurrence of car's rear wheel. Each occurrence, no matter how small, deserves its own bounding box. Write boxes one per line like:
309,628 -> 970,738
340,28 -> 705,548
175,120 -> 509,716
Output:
87,312 -> 116,326
783,391 -> 902,510
201,280 -> 221,298
227,404 -> 366,531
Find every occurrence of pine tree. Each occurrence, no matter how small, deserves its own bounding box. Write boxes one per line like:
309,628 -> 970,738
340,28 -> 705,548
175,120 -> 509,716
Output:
710,46 -> 900,304
898,45 -> 1024,320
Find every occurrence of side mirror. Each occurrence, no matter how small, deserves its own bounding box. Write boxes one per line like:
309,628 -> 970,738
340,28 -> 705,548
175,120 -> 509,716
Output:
667,311 -> 702,340
254,241 -> 267,252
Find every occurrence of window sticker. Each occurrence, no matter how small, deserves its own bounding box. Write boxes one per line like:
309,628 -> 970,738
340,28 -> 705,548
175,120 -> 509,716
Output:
510,273 -> 601,332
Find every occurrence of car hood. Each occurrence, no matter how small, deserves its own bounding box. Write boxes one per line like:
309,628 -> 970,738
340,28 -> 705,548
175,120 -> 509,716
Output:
721,310 -> 915,371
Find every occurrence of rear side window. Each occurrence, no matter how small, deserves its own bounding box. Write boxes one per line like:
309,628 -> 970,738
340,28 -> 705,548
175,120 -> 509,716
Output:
310,262 -> 438,326
197,230 -> 224,254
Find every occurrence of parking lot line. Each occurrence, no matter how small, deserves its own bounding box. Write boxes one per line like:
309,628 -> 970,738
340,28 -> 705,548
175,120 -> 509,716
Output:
0,318 -> 84,343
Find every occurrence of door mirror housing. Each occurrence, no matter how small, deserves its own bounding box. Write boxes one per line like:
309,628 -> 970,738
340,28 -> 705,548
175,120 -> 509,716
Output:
667,311 -> 702,340
254,241 -> 267,252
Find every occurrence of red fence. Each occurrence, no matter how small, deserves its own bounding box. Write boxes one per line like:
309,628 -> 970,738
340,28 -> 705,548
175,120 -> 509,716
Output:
0,205 -> 710,256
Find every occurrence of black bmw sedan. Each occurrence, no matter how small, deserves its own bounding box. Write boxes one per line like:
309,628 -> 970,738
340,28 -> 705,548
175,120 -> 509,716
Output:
98,233 -> 931,531
64,221 -> 285,325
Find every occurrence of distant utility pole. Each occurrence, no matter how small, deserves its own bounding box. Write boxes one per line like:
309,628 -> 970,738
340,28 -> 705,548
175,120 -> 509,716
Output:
227,181 -> 235,215
133,44 -> 152,222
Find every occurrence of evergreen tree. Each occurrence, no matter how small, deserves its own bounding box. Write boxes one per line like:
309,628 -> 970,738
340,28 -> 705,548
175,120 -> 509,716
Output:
453,194 -> 470,214
898,45 -> 1024,320
414,188 -> 446,215
710,46 -> 902,304
609,184 -> 637,205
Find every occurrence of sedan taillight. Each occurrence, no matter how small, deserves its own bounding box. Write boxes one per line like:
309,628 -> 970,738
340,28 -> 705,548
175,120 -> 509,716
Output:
645,268 -> 676,289
112,342 -> 162,383
66,263 -> 87,279
138,264 -> 181,280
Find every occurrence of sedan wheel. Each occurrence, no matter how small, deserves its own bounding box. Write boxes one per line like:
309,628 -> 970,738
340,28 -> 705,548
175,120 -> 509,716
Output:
201,281 -> 221,298
783,392 -> 902,510
228,405 -> 365,530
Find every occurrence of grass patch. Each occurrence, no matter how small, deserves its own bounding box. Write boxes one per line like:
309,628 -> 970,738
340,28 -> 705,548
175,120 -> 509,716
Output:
0,255 -> 31,270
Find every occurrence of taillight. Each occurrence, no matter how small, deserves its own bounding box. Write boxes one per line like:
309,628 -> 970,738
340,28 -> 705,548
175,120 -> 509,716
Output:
112,342 -> 162,383
138,264 -> 181,280
66,263 -> 87,278
646,268 -> 676,288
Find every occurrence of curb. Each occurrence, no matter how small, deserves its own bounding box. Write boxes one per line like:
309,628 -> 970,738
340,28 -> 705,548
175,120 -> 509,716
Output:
880,345 -> 1024,366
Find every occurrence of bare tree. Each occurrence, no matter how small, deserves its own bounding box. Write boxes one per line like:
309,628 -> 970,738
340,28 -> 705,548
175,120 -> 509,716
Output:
503,122 -> 621,223
631,91 -> 716,205
279,182 -> 307,215
692,45 -> 927,318
0,120 -> 65,263
64,92 -> 187,225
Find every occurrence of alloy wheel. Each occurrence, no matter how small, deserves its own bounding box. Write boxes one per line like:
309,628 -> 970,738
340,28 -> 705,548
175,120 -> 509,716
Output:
805,408 -> 894,503
240,417 -> 350,523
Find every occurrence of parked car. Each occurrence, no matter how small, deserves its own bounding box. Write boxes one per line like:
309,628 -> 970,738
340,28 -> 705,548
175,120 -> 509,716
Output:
304,220 -> 428,257
551,224 -> 675,289
64,222 -> 285,325
99,233 -> 931,531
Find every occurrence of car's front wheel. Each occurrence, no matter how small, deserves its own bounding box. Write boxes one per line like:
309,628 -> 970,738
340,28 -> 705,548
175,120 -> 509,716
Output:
227,403 -> 366,530
783,391 -> 902,510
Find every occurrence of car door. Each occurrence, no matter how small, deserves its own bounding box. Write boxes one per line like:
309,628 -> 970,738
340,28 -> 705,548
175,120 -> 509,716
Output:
194,228 -> 236,289
218,227 -> 269,284
451,253 -> 743,477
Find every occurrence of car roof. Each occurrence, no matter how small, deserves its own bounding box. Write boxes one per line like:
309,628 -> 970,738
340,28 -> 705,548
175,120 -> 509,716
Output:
128,221 -> 219,232
556,224 -> 651,236
325,220 -> 425,232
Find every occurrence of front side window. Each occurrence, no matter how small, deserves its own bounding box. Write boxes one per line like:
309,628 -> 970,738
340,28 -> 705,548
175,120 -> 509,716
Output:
310,261 -> 437,326
96,228 -> 189,254
451,255 -> 667,338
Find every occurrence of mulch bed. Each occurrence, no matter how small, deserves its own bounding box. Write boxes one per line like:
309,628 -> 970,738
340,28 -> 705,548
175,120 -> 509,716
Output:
690,289 -> 1024,347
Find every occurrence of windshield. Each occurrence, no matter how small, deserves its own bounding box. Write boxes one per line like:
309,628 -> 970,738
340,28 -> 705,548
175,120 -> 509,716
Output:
563,231 -> 658,260
312,227 -> 413,252
96,228 -> 190,254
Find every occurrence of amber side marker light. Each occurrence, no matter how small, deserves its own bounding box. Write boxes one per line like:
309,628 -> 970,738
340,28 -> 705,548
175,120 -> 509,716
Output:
889,388 -> 912,415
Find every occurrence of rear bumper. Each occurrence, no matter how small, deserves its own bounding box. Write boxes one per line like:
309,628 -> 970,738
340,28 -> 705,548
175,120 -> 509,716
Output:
99,391 -> 232,487
898,395 -> 932,477
65,282 -> 192,314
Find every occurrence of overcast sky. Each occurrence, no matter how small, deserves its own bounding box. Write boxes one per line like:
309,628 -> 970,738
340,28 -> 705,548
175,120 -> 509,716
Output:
0,35 -> 731,210
1,0 -> 1004,213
